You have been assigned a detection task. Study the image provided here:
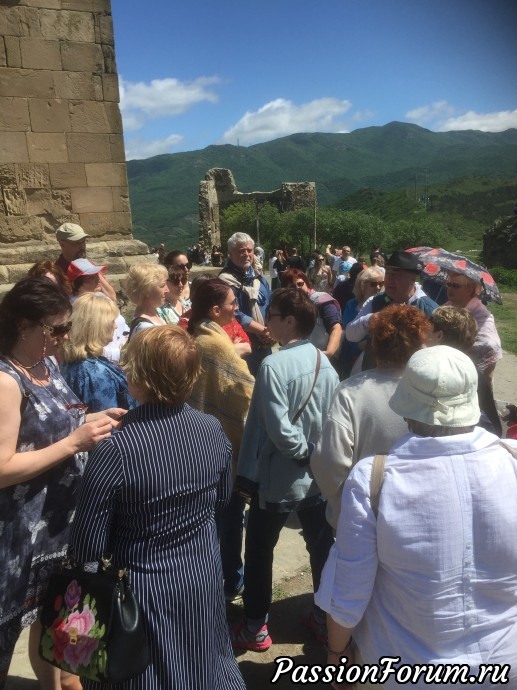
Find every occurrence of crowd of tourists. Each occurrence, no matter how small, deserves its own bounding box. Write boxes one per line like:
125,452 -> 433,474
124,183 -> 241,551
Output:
0,223 -> 516,690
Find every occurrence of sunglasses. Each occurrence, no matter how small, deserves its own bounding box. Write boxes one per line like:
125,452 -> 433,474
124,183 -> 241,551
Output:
167,276 -> 186,285
295,280 -> 306,288
368,281 -> 384,288
174,263 -> 189,270
446,281 -> 466,289
39,321 -> 72,337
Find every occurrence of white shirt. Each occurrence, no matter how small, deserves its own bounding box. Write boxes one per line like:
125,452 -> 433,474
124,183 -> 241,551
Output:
345,284 -> 428,343
316,428 -> 517,688
464,297 -> 503,372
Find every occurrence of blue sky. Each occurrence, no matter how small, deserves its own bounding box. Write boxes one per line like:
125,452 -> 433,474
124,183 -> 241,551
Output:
110,0 -> 517,160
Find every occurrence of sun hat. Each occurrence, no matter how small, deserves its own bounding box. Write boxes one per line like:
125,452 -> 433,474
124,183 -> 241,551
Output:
67,258 -> 106,283
56,222 -> 89,243
389,345 -> 480,427
386,250 -> 423,274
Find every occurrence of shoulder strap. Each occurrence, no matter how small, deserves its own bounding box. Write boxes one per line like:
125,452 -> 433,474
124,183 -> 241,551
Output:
499,440 -> 517,459
128,317 -> 153,340
370,454 -> 386,518
292,349 -> 321,424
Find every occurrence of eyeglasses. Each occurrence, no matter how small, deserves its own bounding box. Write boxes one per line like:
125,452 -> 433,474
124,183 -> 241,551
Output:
224,298 -> 238,307
367,281 -> 384,288
65,402 -> 88,419
446,281 -> 467,289
295,280 -> 306,288
266,311 -> 283,321
39,321 -> 72,337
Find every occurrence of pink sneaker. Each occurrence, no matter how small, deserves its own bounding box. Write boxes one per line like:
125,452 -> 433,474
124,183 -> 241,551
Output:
231,619 -> 272,652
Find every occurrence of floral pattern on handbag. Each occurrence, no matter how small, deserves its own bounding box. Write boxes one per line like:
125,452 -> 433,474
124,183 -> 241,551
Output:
40,578 -> 106,677
39,560 -> 150,683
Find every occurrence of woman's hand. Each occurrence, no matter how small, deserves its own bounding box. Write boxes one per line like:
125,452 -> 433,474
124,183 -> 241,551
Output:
69,416 -> 113,452
87,408 -> 127,429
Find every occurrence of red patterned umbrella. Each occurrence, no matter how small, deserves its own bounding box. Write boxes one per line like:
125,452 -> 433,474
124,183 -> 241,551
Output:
405,246 -> 502,305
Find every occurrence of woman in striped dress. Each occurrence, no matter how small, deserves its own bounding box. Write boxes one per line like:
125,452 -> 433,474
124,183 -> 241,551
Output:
70,326 -> 245,690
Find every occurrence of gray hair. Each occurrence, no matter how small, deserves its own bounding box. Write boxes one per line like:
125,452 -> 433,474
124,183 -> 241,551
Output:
227,232 -> 254,252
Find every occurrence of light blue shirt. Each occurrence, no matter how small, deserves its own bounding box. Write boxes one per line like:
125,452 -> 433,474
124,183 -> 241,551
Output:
316,428 -> 517,687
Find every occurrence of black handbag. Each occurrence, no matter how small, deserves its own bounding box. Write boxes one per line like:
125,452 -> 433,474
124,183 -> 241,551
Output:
39,556 -> 150,684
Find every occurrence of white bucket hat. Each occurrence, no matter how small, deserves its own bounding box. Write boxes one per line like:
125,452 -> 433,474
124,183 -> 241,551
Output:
389,345 -> 480,427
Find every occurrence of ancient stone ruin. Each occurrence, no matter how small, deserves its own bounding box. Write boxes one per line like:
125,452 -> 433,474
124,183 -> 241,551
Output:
0,0 -> 149,296
199,168 -> 317,247
483,215 -> 517,269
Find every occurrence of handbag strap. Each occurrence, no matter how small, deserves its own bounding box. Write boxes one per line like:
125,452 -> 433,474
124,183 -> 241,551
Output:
499,440 -> 517,458
370,454 -> 386,519
370,442 -> 517,519
292,348 -> 321,425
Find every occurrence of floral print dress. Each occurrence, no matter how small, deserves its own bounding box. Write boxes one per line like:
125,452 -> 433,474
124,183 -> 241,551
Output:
0,357 -> 87,684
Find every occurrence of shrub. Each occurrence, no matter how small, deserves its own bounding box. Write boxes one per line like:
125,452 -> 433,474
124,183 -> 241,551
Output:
490,266 -> 517,291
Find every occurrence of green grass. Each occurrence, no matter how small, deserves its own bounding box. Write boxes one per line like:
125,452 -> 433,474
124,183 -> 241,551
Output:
490,292 -> 517,356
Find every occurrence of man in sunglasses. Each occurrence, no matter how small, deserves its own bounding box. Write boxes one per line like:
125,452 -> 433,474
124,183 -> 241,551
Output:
345,250 -> 438,370
446,271 -> 502,384
54,223 -> 116,302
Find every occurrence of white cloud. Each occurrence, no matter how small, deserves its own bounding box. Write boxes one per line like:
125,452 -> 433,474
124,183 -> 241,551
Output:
125,134 -> 184,160
438,109 -> 517,132
405,100 -> 456,125
406,101 -> 517,132
221,97 -> 353,145
119,75 -> 221,132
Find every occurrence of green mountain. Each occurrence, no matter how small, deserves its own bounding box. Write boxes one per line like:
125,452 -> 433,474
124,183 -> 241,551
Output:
126,122 -> 517,248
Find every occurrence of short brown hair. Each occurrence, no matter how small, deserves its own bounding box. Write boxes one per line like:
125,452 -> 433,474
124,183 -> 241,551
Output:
122,326 -> 201,406
370,303 -> 430,368
280,268 -> 312,290
430,306 -> 477,351
269,288 -> 316,338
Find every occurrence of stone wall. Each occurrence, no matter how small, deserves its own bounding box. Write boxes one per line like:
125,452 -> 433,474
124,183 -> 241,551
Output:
199,168 -> 317,248
483,215 -> 517,269
0,0 -> 149,295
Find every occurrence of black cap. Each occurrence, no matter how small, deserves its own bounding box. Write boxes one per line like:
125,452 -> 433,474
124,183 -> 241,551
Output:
386,250 -> 423,274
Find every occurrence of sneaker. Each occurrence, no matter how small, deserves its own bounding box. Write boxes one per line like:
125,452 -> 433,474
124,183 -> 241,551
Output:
302,609 -> 327,646
231,619 -> 272,652
224,583 -> 244,603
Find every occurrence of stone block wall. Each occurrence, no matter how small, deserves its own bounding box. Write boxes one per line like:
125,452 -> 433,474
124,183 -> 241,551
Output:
0,0 -> 149,295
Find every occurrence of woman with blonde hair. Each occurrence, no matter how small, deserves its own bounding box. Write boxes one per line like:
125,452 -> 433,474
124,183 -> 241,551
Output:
125,262 -> 169,339
62,293 -> 135,412
70,326 -> 246,690
341,266 -> 385,378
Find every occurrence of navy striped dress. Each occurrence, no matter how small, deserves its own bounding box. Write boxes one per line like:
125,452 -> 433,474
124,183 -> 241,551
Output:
70,403 -> 245,690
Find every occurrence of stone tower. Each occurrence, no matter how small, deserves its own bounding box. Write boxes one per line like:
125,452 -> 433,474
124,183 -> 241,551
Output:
0,0 -> 148,296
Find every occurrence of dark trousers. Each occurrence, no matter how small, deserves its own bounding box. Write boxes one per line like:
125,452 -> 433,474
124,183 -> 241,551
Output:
217,492 -> 246,594
242,497 -> 334,623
